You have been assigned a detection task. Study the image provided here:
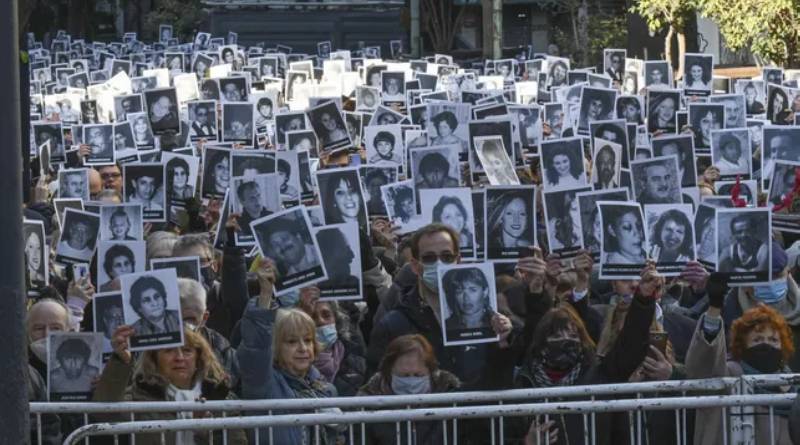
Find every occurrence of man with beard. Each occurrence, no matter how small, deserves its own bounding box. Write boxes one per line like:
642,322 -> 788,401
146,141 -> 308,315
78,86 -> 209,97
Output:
415,152 -> 459,189
657,141 -> 694,187
49,338 -> 100,393
237,180 -> 272,236
593,144 -> 618,189
637,163 -> 676,204
263,217 -> 321,276
718,215 -> 769,272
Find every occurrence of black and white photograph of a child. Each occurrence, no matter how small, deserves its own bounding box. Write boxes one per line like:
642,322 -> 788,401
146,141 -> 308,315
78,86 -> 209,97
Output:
474,135 -> 519,185
484,186 -> 536,260
683,53 -> 713,94
100,204 -> 143,241
82,124 -> 115,165
651,134 -> 697,187
438,262 -> 499,346
47,332 -> 102,401
231,173 -> 280,244
251,207 -> 328,294
34,122 -> 65,162
93,292 -> 124,358
313,223 -> 363,301
275,111 -> 307,147
591,138 -> 621,190
631,155 -> 682,204
219,77 -> 248,102
23,219 -> 48,289
360,166 -> 397,217
598,201 -> 648,279
307,101 -> 352,152
603,49 -> 626,83
715,208 -> 771,284
644,203 -> 695,275
543,186 -> 590,256
188,100 -> 217,141
644,61 -> 671,89
381,179 -> 422,234
285,70 -> 309,102
128,112 -> 156,149
540,137 -> 587,190
616,95 -> 644,125
221,102 -> 254,147
411,145 -> 462,190
381,71 -> 406,104
123,163 -> 166,221
80,100 -> 99,124
646,89 -> 680,133
150,256 -> 202,282
709,93 -> 747,129
253,94 -> 275,133
419,187 -> 476,259
711,128 -> 752,180
143,88 -> 180,135
97,240 -> 145,292
578,86 -> 617,134
56,208 -> 99,264
316,167 -> 368,234
356,86 -> 380,112
120,268 -> 184,350
58,168 -> 90,201
365,125 -> 403,167
735,80 -> 766,116
576,188 -> 629,257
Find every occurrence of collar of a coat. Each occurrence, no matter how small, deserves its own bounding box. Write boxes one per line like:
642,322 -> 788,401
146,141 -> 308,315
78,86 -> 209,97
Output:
133,372 -> 231,401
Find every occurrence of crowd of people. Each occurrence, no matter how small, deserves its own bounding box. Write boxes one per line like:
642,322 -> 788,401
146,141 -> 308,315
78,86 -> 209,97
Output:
20,26 -> 800,444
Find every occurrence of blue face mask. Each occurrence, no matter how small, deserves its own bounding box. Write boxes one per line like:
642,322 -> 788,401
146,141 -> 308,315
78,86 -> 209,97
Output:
316,323 -> 338,349
421,261 -> 443,291
391,374 -> 431,395
277,290 -> 300,307
753,279 -> 788,304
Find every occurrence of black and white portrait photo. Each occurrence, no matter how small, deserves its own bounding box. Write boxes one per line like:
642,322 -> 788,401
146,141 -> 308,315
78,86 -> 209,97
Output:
683,53 -> 714,96
411,145 -> 462,190
468,119 -> 516,171
32,122 -> 65,163
651,134 -> 697,187
143,87 -> 180,135
426,102 -> 472,155
120,268 -> 184,351
221,102 -> 254,147
356,86 -> 380,112
58,168 -> 90,201
231,173 -> 281,245
188,100 -> 218,141
509,105 -> 542,151
437,262 -> 499,346
603,49 -> 626,83
113,121 -> 137,163
123,163 -> 166,221
381,179 -> 423,234
484,186 -> 536,261
715,208 -> 771,285
164,52 -> 184,75
543,186 -> 591,258
307,100 -> 352,153
251,206 -> 328,295
150,256 -> 202,282
576,188 -> 629,258
275,111 -> 307,147
162,152 -> 200,208
616,95 -> 644,125
202,146 -> 232,199
598,201 -> 648,279
711,128 -> 752,180
316,167 -> 368,234
359,165 -> 398,217
313,222 -> 363,301
219,76 -> 248,103
381,71 -> 406,105
47,332 -> 102,401
96,240 -> 145,292
80,100 -> 99,124
128,112 -> 156,150
23,219 -> 48,289
92,292 -> 124,359
762,126 -> 800,190
287,130 -> 319,156
420,187 -> 476,259
540,137 -> 587,191
735,80 -> 767,116
285,70 -> 309,102
474,135 -> 519,185
631,155 -> 682,205
191,53 -> 214,79
252,93 -> 276,133
644,203 -> 696,275
365,125 -> 403,167
709,93 -> 747,129
577,86 -> 617,135
646,89 -> 680,133
82,124 -> 115,165
767,161 -> 800,209
276,150 -> 302,204
644,61 -> 672,89
688,103 -> 725,153
56,208 -> 100,264
591,138 -> 622,190
100,203 -> 143,241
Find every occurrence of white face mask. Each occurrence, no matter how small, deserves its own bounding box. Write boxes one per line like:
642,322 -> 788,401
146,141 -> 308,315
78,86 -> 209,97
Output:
391,374 -> 431,395
30,338 -> 47,362
421,261 -> 444,291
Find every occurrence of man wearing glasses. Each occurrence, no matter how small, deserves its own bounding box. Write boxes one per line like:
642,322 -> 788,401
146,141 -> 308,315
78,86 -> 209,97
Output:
365,223 -> 514,389
98,165 -> 123,194
190,103 -> 215,138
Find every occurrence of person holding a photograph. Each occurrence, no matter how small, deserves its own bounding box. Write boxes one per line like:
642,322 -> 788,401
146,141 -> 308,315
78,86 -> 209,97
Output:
432,196 -> 473,250
237,180 -> 273,235
58,218 -> 96,260
487,191 -> 534,249
166,157 -> 195,201
416,152 -> 459,189
593,144 -> 618,189
603,206 -> 646,264
322,174 -> 365,230
50,338 -> 100,393
718,214 -> 769,273
430,111 -> 467,152
86,127 -> 113,161
24,229 -> 45,285
368,131 -> 399,164
100,244 -> 135,292
127,172 -> 163,211
128,275 -> 181,335
277,159 -> 300,202
648,210 -> 693,263
108,209 -> 136,241
544,144 -> 583,188
443,268 -> 493,333
190,103 -> 215,138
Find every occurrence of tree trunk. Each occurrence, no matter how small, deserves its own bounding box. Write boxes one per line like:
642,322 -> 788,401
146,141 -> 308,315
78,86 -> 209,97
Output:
664,25 -> 674,75
577,0 -> 589,66
677,29 -> 686,80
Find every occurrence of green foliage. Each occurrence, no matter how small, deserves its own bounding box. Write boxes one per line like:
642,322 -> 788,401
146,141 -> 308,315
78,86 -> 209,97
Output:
143,0 -> 208,42
631,0 -> 696,32
552,14 -> 627,66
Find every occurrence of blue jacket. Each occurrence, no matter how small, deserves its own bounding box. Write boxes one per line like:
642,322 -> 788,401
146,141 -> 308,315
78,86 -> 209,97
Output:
237,298 -> 338,444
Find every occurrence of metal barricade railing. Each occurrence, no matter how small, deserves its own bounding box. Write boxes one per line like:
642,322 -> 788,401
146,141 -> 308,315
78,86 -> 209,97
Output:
27,374 -> 799,445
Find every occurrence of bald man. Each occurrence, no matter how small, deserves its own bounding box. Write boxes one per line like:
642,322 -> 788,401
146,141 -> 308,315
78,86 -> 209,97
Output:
27,299 -> 71,378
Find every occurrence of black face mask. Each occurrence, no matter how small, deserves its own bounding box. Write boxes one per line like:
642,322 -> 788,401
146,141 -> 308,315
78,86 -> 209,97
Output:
742,343 -> 783,373
542,339 -> 582,371
200,265 -> 217,288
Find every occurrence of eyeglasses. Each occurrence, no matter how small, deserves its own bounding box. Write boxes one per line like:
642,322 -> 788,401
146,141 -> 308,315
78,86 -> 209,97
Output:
101,172 -> 121,180
420,252 -> 457,265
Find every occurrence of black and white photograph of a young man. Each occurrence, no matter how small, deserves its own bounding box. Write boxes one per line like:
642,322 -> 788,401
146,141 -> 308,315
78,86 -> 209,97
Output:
110,59 -> 131,77
709,93 -> 747,129
33,122 -> 65,163
313,222 -> 363,301
603,49 -> 626,83
715,208 -> 771,285
92,292 -> 124,359
123,163 -> 166,221
576,188 -> 629,258
683,53 -> 713,96
577,86 -> 617,135
58,168 -> 90,201
276,151 -> 301,205
644,60 -> 672,89
306,100 -> 352,153
82,124 -> 115,165
80,99 -> 99,124
651,134 -> 697,187
484,186 -> 536,261
96,240 -> 145,292
150,256 -> 201,282
616,95 -> 644,125
120,268 -> 184,351
411,145 -> 462,190
735,80 -> 766,116
56,208 -> 100,264
644,203 -> 696,275
381,71 -> 406,105
231,173 -> 280,245
437,262 -> 499,346
219,76 -> 248,103
646,89 -> 680,133
474,135 -> 519,185
275,111 -> 307,147
187,100 -> 217,141
356,86 -> 380,112
221,102 -> 254,147
252,93 -> 276,133
543,186 -> 591,258
591,138 -> 622,190
598,201 -> 648,279
47,332 -> 102,401
114,94 -> 142,123
317,40 -> 332,59
711,128 -> 752,180
365,125 -> 403,167
631,155 -> 682,205
23,219 -> 48,290
419,187 -> 476,259
143,87 -> 180,135
539,137 -> 587,191
251,206 -> 328,295
100,203 -> 143,241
